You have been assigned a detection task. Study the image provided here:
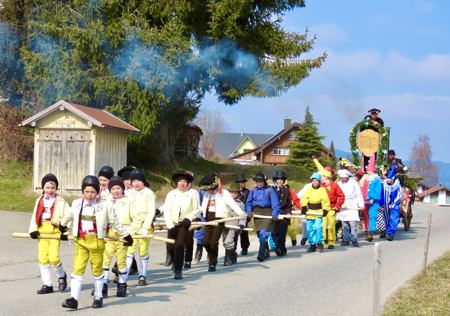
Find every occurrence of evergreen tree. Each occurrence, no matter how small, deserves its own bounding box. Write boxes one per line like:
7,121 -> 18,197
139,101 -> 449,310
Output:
288,106 -> 326,171
327,140 -> 338,169
0,1 -> 325,165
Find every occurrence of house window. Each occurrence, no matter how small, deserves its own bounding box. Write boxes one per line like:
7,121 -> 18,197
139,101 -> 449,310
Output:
273,147 -> 290,155
289,131 -> 298,140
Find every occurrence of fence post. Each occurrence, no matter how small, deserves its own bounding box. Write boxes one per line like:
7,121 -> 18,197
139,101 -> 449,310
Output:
373,242 -> 381,316
422,212 -> 432,274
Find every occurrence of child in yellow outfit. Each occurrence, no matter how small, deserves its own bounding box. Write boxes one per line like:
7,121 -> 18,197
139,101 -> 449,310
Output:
59,175 -> 133,310
29,174 -> 70,294
102,176 -> 144,297
127,169 -> 156,286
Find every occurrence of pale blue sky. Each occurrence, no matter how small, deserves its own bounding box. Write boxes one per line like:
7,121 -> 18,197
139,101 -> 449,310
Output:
202,0 -> 450,162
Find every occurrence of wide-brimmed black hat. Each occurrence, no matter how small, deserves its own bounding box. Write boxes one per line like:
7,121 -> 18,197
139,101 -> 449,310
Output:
199,173 -> 219,190
82,175 -> 100,193
129,168 -> 149,186
235,174 -> 247,183
272,170 -> 287,181
253,172 -> 266,182
388,149 -> 396,156
118,166 -> 135,180
108,176 -> 125,191
41,173 -> 59,189
172,170 -> 194,183
368,108 -> 381,114
98,165 -> 114,179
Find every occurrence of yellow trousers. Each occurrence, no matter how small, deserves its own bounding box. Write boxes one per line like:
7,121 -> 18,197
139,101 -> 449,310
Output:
127,228 -> 152,257
322,210 -> 336,245
37,222 -> 61,266
73,235 -> 105,277
103,240 -> 127,270
287,218 -> 297,241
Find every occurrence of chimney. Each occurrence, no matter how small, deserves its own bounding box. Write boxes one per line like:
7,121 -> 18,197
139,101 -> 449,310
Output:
284,118 -> 292,129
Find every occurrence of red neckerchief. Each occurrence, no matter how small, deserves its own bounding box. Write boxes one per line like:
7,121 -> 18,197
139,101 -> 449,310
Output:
36,194 -> 57,226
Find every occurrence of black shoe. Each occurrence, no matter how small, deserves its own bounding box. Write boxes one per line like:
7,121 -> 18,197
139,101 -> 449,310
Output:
37,285 -> 53,294
257,244 -> 265,262
281,249 -> 287,256
58,273 -> 67,292
380,232 -> 386,239
352,241 -> 360,247
317,244 -> 324,253
275,247 -> 283,257
367,233 -> 374,242
265,245 -> 270,259
300,238 -> 307,246
62,297 -> 78,310
291,239 -> 297,247
341,241 -> 350,246
92,297 -> 103,308
194,246 -> 203,263
102,283 -> 108,298
386,235 -> 394,241
307,245 -> 316,253
208,265 -> 216,272
240,249 -> 248,256
138,276 -> 147,286
184,262 -> 191,269
164,253 -> 174,267
328,245 -> 335,250
116,283 -> 127,297
174,270 -> 183,280
224,250 -> 233,266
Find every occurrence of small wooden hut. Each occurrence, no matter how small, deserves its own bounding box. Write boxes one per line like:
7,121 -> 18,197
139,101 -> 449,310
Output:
20,100 -> 140,195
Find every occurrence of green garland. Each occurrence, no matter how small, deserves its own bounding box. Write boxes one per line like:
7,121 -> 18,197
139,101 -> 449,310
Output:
349,118 -> 389,170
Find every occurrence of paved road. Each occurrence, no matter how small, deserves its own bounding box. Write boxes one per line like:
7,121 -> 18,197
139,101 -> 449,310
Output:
0,202 -> 449,316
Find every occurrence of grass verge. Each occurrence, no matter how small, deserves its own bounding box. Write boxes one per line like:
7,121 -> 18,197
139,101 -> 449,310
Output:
383,251 -> 450,316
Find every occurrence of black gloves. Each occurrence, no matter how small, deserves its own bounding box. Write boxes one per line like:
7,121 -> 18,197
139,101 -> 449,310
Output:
180,218 -> 191,228
59,224 -> 67,233
60,233 -> 68,241
323,210 -> 328,217
123,234 -> 133,247
29,231 -> 40,239
239,224 -> 245,231
301,206 -> 308,215
155,209 -> 161,217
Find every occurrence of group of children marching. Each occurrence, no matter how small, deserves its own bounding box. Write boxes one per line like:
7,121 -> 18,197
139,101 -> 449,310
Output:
28,153 -> 404,310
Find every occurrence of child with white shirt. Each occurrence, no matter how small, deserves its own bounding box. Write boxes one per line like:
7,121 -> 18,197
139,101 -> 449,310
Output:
29,174 -> 70,294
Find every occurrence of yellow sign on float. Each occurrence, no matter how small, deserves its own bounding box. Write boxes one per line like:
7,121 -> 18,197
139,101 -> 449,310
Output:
357,129 -> 380,156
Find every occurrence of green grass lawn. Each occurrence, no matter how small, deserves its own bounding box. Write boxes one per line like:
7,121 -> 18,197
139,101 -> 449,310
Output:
0,160 -> 38,212
0,158 -> 310,210
383,251 -> 450,316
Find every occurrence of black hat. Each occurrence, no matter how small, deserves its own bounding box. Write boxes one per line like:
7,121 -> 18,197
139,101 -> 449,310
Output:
388,149 -> 396,156
129,168 -> 148,186
368,108 -> 381,114
118,166 -> 135,180
253,172 -> 266,182
172,170 -> 194,183
272,170 -> 287,181
41,173 -> 59,189
82,175 -> 100,193
235,174 -> 247,183
108,176 -> 125,192
199,173 -> 219,190
98,165 -> 114,179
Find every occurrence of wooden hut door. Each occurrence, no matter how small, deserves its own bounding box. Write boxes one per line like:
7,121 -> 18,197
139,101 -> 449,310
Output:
37,129 -> 90,194
62,130 -> 91,193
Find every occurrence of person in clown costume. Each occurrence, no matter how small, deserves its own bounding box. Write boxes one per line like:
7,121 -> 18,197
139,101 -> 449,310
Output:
300,172 -> 331,253
101,176 -> 145,297
28,173 -> 70,294
59,175 -> 133,310
365,154 -> 383,242
312,157 -> 345,249
380,165 -> 402,241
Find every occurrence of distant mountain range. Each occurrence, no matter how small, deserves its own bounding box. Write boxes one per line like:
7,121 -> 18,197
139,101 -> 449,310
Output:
335,150 -> 450,187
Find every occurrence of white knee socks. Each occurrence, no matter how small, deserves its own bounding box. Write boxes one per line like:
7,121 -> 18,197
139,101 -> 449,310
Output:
94,275 -> 104,299
53,262 -> 66,279
70,274 -> 83,300
39,264 -> 52,286
140,256 -> 149,278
